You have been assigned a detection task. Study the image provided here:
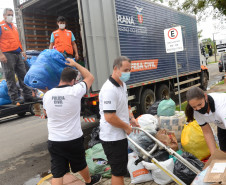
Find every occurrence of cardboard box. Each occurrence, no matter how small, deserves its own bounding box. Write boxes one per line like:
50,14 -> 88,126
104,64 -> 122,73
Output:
204,160 -> 226,183
203,150 -> 226,184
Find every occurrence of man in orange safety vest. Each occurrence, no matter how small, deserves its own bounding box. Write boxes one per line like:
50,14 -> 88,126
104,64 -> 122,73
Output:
49,16 -> 79,60
0,8 -> 38,105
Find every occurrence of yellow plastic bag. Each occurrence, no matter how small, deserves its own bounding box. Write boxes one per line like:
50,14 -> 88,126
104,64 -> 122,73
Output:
181,120 -> 210,160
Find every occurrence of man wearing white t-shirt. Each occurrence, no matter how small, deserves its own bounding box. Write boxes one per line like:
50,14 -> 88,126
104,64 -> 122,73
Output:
99,56 -> 139,185
43,58 -> 101,185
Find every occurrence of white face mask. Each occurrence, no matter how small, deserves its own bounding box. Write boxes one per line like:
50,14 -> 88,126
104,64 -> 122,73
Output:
59,24 -> 65,29
6,16 -> 13,23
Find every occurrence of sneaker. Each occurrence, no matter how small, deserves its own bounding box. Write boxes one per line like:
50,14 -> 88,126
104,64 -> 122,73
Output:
86,174 -> 102,185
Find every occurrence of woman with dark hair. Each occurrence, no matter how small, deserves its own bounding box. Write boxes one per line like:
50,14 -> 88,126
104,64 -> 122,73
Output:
185,86 -> 226,155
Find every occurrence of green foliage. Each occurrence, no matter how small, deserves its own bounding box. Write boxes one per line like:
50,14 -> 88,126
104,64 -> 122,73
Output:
201,38 -> 215,55
176,101 -> 188,112
208,61 -> 218,64
197,30 -> 203,39
218,80 -> 224,85
166,0 -> 226,17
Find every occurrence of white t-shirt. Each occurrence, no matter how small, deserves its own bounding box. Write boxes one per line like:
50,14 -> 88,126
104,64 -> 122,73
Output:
43,82 -> 87,141
194,93 -> 226,129
99,76 -> 129,141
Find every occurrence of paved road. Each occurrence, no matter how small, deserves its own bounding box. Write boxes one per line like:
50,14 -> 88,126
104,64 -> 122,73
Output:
0,63 -> 223,185
207,63 -> 224,89
0,115 -> 98,185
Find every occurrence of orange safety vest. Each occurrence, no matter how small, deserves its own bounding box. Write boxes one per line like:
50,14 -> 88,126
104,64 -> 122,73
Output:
53,29 -> 73,55
0,20 -> 22,52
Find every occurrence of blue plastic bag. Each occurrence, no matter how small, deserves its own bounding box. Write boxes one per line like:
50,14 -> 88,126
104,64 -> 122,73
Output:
25,56 -> 38,67
0,80 -> 11,105
24,49 -> 68,90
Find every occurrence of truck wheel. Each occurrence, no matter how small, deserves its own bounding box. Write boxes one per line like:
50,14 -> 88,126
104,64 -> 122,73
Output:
156,84 -> 170,100
201,71 -> 208,91
18,112 -> 26,117
219,68 -> 223,72
140,89 -> 155,114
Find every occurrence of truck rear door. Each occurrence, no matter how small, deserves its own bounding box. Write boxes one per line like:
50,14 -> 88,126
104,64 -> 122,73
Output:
79,0 -> 121,92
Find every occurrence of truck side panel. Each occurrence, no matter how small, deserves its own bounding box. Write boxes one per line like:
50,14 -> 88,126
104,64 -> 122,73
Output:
81,0 -> 121,92
115,0 -> 201,86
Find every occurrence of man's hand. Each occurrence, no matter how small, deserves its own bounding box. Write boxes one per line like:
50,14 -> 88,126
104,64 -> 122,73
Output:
124,125 -> 132,135
130,117 -> 140,133
75,53 -> 79,61
22,52 -> 27,61
38,87 -> 48,93
0,53 -> 7,63
65,58 -> 76,67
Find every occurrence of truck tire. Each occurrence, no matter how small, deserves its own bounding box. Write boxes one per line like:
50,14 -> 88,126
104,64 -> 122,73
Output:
140,89 -> 155,114
219,68 -> 223,72
201,71 -> 208,91
156,84 -> 170,100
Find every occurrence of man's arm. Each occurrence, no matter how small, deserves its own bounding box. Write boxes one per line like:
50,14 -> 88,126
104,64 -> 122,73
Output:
201,123 -> 217,155
49,33 -> 54,49
72,41 -> 79,61
0,27 -> 7,63
49,43 -> 54,49
128,107 -> 140,128
0,49 -> 7,63
104,113 -> 132,135
66,58 -> 94,90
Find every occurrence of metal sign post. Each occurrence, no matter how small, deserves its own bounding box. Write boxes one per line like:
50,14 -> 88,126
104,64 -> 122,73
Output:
174,52 -> 182,111
164,26 -> 184,111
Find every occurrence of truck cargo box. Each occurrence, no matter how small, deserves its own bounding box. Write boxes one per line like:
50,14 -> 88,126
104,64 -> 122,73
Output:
14,0 -> 201,92
115,0 -> 201,87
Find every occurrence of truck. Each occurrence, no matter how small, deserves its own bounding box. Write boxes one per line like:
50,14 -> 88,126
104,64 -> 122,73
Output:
13,0 -> 209,119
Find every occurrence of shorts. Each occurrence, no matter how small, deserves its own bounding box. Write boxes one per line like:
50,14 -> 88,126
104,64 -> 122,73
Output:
102,138 -> 128,176
48,136 -> 87,178
217,127 -> 226,151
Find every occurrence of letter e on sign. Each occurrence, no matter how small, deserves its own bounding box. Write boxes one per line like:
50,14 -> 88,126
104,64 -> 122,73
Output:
168,28 -> 178,39
164,26 -> 184,53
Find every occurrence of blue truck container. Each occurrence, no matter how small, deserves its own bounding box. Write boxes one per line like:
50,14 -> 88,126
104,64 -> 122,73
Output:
15,0 -> 208,116
116,0 -> 201,84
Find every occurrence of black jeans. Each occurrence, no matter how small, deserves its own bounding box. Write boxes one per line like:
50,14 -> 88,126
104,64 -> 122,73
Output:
1,53 -> 32,101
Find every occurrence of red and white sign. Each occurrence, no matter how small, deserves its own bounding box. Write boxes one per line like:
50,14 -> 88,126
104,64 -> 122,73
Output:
164,26 -> 184,53
131,59 -> 158,72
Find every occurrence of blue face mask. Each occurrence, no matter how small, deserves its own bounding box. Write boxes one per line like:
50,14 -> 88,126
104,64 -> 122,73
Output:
119,72 -> 130,82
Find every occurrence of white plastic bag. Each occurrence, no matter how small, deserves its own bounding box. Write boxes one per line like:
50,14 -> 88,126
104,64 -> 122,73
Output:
128,153 -> 153,184
128,114 -> 158,156
142,158 -> 174,185
137,114 -> 159,133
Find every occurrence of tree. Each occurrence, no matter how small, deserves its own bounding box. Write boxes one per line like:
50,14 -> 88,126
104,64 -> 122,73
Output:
197,30 -> 203,39
181,0 -> 226,16
201,38 -> 215,56
167,0 -> 226,19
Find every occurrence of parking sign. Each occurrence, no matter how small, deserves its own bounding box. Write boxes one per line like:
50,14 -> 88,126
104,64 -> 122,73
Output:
164,26 -> 184,53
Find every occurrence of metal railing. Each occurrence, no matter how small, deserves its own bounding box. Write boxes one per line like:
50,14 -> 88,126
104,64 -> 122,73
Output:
127,127 -> 201,185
